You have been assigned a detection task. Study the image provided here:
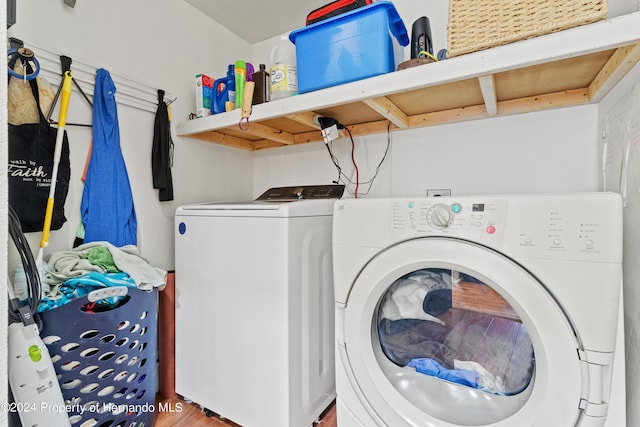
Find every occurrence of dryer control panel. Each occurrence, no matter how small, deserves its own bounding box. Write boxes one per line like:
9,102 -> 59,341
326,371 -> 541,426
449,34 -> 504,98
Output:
387,194 -> 622,262
391,198 -> 507,244
333,193 -> 622,264
500,194 -> 622,263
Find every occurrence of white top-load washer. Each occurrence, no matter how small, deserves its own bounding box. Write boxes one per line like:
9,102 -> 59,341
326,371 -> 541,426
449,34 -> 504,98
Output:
332,193 -> 625,427
174,185 -> 344,427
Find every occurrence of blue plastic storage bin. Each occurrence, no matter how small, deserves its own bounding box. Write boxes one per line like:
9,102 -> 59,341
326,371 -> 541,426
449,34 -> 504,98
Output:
289,1 -> 409,94
39,286 -> 158,427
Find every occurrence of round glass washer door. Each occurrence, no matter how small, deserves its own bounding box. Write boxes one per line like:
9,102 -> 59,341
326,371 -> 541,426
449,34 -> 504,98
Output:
341,237 -> 584,427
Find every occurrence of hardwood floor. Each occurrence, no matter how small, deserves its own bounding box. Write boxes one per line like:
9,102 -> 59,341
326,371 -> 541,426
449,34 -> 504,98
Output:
153,395 -> 337,427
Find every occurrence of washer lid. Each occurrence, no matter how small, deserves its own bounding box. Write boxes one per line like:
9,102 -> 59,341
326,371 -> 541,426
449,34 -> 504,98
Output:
179,200 -> 286,210
176,185 -> 344,217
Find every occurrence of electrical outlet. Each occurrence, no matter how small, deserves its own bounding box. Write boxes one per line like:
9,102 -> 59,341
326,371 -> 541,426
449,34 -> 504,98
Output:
321,125 -> 339,143
427,189 -> 451,197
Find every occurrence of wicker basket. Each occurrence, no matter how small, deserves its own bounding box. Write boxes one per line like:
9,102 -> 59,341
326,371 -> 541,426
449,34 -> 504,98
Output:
447,0 -> 608,57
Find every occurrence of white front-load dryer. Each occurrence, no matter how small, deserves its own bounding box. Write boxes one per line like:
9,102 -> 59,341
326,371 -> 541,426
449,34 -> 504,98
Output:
332,193 -> 625,427
174,185 -> 343,427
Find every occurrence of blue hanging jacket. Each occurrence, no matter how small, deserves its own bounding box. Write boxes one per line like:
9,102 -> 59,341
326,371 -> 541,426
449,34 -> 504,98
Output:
81,68 -> 137,246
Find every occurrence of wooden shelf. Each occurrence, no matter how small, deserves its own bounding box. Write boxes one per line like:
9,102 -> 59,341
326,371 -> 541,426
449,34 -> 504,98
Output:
177,12 -> 640,151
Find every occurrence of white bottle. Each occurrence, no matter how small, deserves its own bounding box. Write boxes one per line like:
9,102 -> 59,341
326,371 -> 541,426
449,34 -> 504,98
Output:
270,35 -> 298,101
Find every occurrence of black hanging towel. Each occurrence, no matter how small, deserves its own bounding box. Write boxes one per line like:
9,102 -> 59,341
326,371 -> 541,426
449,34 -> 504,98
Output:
152,89 -> 174,201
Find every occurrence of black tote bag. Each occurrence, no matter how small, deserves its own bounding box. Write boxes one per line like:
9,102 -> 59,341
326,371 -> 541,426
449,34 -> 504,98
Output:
8,76 -> 71,233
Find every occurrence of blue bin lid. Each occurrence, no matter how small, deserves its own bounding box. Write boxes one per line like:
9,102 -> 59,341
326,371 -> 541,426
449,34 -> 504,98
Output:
289,1 -> 409,47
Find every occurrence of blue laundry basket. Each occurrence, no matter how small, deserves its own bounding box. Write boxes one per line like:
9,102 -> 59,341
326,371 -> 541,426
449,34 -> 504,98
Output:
39,286 -> 158,427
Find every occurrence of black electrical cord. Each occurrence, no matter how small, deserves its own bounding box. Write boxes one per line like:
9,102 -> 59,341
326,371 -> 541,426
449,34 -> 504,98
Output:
347,126 -> 360,197
357,122 -> 392,195
8,205 -> 42,326
322,121 -> 392,197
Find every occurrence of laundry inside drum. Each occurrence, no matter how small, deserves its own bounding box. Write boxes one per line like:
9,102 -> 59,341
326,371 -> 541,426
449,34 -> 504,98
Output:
376,268 -> 535,397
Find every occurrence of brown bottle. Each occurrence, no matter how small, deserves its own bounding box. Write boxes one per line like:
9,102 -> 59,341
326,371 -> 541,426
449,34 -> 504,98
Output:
252,63 -> 270,104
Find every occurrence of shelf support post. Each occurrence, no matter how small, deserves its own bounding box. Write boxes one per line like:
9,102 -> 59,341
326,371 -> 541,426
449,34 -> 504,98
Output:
363,96 -> 409,129
478,74 -> 498,116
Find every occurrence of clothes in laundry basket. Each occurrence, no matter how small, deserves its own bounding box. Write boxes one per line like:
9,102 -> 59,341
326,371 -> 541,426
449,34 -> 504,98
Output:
83,245 -> 119,273
29,242 -> 166,312
41,241 -> 166,300
37,271 -> 136,313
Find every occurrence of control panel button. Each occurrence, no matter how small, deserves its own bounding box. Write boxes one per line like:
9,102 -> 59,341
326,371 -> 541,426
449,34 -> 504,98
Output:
486,225 -> 496,234
428,204 -> 453,228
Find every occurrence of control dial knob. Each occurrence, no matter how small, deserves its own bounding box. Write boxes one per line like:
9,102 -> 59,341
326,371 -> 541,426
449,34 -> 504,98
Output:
428,204 -> 453,228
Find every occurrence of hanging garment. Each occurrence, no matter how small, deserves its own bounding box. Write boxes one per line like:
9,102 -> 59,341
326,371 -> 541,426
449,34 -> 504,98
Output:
81,68 -> 137,246
151,89 -> 174,201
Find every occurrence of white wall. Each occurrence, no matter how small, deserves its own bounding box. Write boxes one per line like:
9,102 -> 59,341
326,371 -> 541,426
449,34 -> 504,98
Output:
253,105 -> 599,197
7,0 -> 255,271
598,61 -> 640,427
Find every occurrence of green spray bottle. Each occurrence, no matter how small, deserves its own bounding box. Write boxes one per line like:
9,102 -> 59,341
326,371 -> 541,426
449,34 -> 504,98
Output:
234,60 -> 246,110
